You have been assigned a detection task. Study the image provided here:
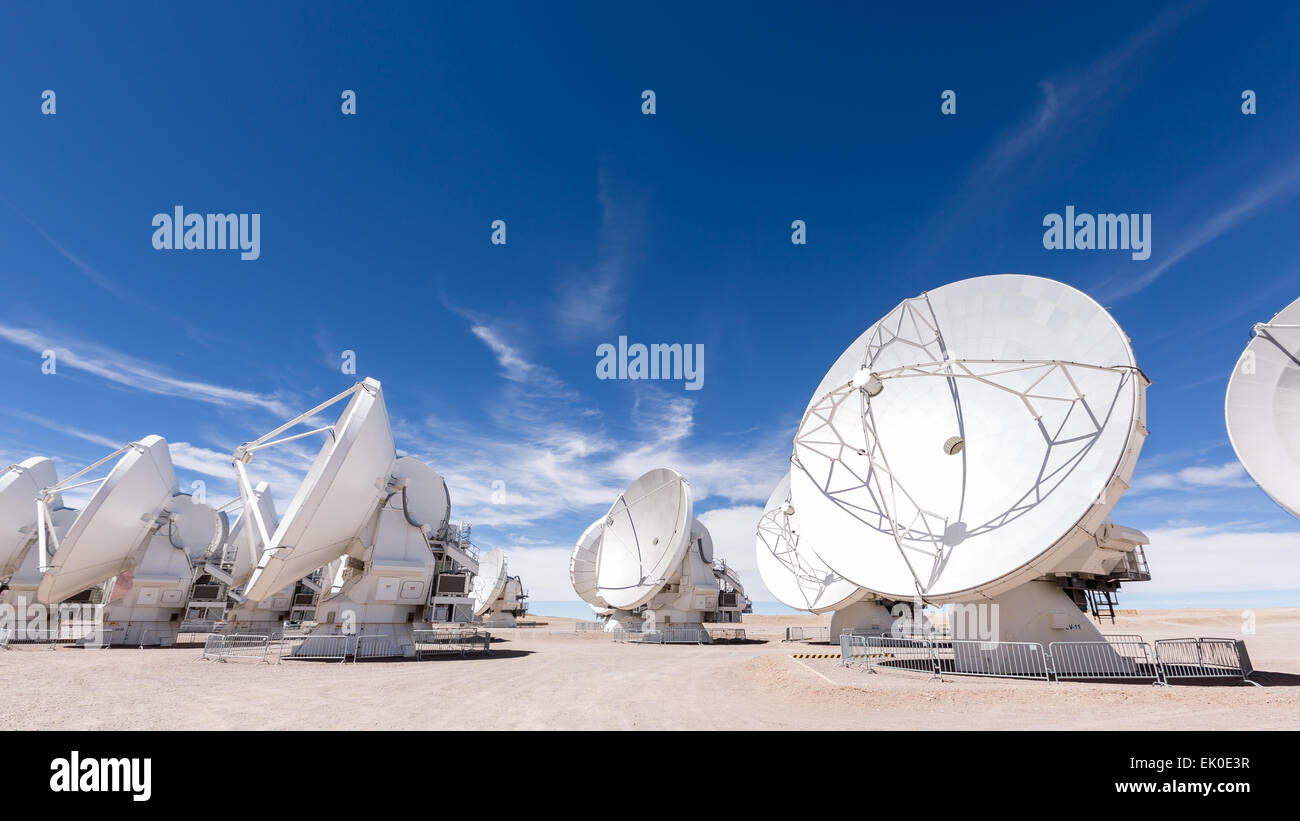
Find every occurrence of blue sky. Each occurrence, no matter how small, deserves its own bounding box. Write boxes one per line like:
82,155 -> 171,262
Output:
2,2 -> 1298,609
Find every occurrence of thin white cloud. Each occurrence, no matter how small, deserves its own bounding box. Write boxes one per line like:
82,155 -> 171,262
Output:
553,166 -> 643,335
1096,155 -> 1300,303
0,322 -> 294,416
1133,460 -> 1254,493
1140,523 -> 1300,593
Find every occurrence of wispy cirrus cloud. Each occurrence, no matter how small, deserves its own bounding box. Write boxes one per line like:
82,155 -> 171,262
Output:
1094,154 -> 1300,303
1132,460 -> 1254,493
401,312 -> 787,534
552,165 -> 645,336
0,322 -> 295,417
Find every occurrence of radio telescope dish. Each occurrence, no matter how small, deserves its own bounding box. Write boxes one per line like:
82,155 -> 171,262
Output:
472,548 -> 508,617
0,457 -> 60,579
37,436 -> 179,604
1226,294 -> 1300,518
241,379 -> 395,602
755,473 -> 866,613
596,468 -> 693,610
569,518 -> 609,608
790,274 -> 1148,602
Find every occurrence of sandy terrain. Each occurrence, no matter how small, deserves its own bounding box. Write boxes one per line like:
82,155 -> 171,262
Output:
1,608 -> 1296,730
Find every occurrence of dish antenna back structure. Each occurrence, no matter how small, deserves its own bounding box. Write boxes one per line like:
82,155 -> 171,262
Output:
34,436 -> 228,646
0,458 -> 77,607
574,468 -> 752,638
755,473 -> 895,638
207,482 -> 330,633
471,548 -> 529,627
1226,294 -> 1300,518
232,378 -> 457,656
787,275 -> 1153,653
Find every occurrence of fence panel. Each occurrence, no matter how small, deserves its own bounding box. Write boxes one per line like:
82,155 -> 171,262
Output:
1154,638 -> 1254,683
353,634 -> 400,662
201,634 -> 272,663
643,627 -> 704,644
279,634 -> 354,663
841,635 -> 940,678
935,640 -> 1050,681
707,627 -> 746,642
1049,640 -> 1161,682
413,628 -> 490,658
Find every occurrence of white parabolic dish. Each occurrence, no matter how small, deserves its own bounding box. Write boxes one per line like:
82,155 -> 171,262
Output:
755,473 -> 864,613
790,274 -> 1148,603
569,518 -> 608,608
0,457 -> 60,577
472,548 -> 508,616
596,468 -> 693,610
243,381 -> 395,602
37,436 -> 178,604
1226,294 -> 1300,519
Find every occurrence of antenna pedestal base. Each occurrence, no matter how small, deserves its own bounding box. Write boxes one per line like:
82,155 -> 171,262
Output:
603,610 -> 643,632
829,599 -> 896,640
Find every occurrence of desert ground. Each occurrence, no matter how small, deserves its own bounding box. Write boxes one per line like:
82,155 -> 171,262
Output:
1,608 -> 1296,730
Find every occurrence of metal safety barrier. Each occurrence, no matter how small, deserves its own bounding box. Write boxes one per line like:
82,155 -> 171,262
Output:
642,627 -> 705,644
353,634 -> 400,662
574,621 -> 607,633
841,635 -> 941,677
784,626 -> 830,642
1048,639 -> 1163,683
278,633 -> 354,663
1154,638 -> 1256,685
201,634 -> 272,663
931,640 -> 1050,681
837,632 -> 1260,686
413,628 -> 490,658
707,627 -> 746,642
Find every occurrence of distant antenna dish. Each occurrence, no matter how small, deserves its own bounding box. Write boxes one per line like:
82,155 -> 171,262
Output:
0,457 -> 60,579
596,468 -> 693,610
569,518 -> 609,608
790,274 -> 1148,602
239,379 -> 395,602
755,473 -> 866,613
472,548 -> 508,617
1226,295 -> 1300,518
37,436 -> 180,604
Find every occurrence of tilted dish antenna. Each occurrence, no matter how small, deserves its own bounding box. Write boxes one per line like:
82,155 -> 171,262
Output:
35,436 -> 225,604
235,378 -> 396,603
755,473 -> 867,613
1226,294 -> 1300,518
0,457 -> 62,580
790,274 -> 1148,603
471,547 -> 508,617
596,468 -> 693,610
569,518 -> 609,609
